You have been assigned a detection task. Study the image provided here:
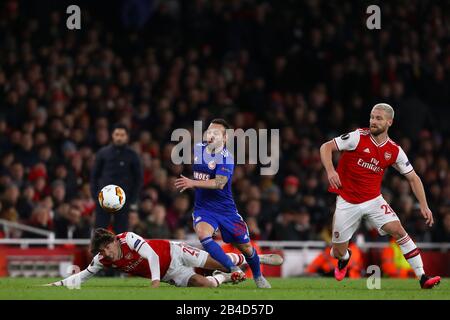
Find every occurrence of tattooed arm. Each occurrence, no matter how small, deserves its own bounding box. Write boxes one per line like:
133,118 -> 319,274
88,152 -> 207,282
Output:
175,174 -> 229,192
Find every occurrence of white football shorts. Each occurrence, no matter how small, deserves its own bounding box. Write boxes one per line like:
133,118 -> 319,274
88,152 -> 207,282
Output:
162,242 -> 208,287
332,194 -> 400,243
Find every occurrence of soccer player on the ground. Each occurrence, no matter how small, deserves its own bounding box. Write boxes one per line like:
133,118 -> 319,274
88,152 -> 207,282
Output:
45,228 -> 282,288
174,119 -> 272,288
319,103 -> 440,289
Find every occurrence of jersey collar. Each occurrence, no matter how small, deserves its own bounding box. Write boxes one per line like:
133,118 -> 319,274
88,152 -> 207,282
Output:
370,134 -> 389,147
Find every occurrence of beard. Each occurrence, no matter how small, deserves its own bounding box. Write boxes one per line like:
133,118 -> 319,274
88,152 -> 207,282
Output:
370,126 -> 385,136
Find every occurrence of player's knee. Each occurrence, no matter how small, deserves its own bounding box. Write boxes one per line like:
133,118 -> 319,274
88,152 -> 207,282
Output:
240,244 -> 254,256
390,228 -> 407,240
196,229 -> 213,240
189,276 -> 212,287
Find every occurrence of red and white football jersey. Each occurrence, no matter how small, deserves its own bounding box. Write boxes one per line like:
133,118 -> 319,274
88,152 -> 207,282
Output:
88,232 -> 172,279
329,128 -> 414,204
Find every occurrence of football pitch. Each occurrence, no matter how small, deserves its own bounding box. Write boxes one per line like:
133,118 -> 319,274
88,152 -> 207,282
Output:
0,277 -> 448,300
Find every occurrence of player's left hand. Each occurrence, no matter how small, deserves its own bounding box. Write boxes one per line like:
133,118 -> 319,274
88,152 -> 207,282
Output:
41,281 -> 61,287
151,280 -> 160,288
420,206 -> 434,227
175,174 -> 194,192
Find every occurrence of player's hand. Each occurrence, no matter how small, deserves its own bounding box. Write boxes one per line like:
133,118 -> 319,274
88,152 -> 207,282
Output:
420,206 -> 434,227
175,174 -> 195,192
327,170 -> 342,189
41,281 -> 61,287
151,280 -> 160,288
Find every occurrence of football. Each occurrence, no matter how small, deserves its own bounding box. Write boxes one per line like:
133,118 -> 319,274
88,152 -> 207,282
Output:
98,185 -> 126,213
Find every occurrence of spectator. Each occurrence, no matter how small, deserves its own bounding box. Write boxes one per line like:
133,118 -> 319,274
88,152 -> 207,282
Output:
90,124 -> 143,233
166,194 -> 191,233
22,205 -> 53,238
280,175 -> 302,211
128,210 -> 147,236
54,203 -> 91,239
145,204 -> 171,239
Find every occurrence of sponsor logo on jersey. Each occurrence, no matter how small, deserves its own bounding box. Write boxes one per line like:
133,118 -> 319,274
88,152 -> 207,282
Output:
334,232 -> 340,239
193,171 -> 210,180
384,152 -> 392,160
195,216 -> 202,223
363,148 -> 370,153
405,161 -> 410,166
125,252 -> 133,260
208,160 -> 216,170
220,166 -> 232,173
357,158 -> 383,173
123,257 -> 144,272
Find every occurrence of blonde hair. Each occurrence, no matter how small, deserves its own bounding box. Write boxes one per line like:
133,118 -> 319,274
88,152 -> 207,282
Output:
372,103 -> 395,119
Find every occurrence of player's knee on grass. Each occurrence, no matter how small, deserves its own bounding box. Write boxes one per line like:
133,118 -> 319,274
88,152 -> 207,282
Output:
188,274 -> 214,287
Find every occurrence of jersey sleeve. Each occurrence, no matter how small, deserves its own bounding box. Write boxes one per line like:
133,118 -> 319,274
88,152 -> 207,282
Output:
125,232 -> 161,281
56,254 -> 103,287
333,129 -> 361,151
215,163 -> 234,179
392,147 -> 414,175
87,254 -> 104,274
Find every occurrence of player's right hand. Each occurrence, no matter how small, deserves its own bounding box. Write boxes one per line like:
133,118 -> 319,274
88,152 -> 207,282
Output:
327,170 -> 342,189
151,280 -> 160,288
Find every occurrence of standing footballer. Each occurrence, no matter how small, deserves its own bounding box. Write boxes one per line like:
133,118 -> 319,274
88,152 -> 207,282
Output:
175,119 -> 273,288
320,103 -> 440,289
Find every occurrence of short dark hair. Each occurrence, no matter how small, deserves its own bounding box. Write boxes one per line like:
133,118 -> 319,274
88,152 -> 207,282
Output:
90,228 -> 116,254
112,123 -> 129,135
210,118 -> 231,130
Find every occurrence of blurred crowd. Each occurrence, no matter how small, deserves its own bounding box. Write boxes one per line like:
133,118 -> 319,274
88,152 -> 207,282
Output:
0,0 -> 449,243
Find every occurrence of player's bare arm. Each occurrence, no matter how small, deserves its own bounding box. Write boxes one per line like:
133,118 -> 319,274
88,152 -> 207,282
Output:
404,171 -> 434,227
175,174 -> 228,192
320,140 -> 342,189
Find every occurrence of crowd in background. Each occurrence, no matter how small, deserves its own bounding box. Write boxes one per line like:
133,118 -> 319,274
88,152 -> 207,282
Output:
0,0 -> 449,243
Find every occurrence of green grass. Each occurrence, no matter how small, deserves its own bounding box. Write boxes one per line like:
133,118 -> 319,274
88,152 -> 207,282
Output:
0,277 -> 448,300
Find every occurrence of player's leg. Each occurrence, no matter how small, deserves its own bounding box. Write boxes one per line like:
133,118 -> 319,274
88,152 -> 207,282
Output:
233,242 -> 270,288
173,241 -> 246,286
381,220 -> 441,289
202,251 -> 283,270
193,213 -> 237,273
219,214 -> 269,288
187,273 -> 232,288
163,243 -> 232,287
331,196 -> 362,281
202,253 -> 245,271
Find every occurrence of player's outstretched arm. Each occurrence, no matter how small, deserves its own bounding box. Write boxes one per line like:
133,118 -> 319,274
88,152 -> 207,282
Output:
320,140 -> 342,189
42,256 -> 103,287
404,171 -> 434,226
42,268 -> 97,287
175,174 -> 227,192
